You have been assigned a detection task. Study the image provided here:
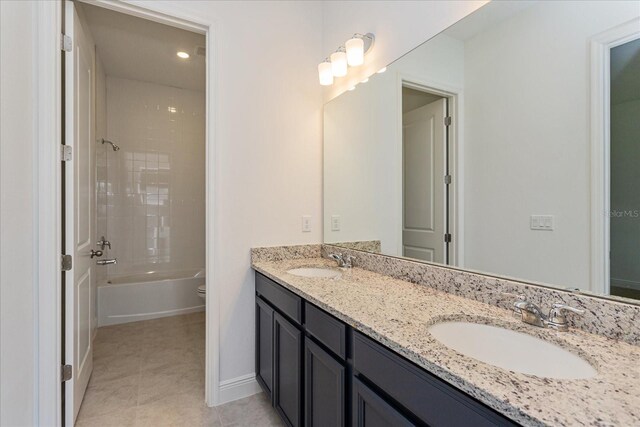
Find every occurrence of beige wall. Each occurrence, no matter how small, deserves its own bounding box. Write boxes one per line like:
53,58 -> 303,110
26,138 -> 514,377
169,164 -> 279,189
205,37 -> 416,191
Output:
0,1 -> 37,425
462,1 -> 640,290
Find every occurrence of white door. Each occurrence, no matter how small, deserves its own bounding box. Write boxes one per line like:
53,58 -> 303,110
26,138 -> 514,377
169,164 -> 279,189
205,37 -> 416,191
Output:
402,98 -> 447,263
65,2 -> 95,423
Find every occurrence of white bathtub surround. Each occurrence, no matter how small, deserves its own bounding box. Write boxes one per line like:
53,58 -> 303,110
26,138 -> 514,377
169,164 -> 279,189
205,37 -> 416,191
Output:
99,76 -> 206,279
98,269 -> 205,326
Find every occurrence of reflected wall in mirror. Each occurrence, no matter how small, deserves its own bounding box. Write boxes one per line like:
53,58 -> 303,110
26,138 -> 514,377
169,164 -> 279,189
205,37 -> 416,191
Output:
323,1 -> 640,302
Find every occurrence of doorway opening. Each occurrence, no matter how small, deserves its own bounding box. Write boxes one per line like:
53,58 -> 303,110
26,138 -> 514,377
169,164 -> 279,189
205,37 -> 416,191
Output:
609,37 -> 640,300
62,1 -> 209,424
590,18 -> 640,299
400,84 -> 455,265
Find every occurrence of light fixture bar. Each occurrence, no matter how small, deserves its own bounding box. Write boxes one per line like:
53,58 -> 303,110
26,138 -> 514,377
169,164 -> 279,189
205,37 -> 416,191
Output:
317,32 -> 376,86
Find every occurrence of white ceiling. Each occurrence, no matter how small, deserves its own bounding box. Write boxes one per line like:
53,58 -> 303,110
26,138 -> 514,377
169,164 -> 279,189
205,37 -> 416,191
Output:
80,3 -> 206,91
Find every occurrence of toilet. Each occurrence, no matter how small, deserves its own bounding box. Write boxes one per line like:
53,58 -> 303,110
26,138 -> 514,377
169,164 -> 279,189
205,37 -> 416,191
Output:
197,283 -> 206,302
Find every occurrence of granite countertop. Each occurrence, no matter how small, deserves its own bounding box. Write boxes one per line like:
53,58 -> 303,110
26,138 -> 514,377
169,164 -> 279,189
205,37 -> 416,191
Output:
252,257 -> 640,427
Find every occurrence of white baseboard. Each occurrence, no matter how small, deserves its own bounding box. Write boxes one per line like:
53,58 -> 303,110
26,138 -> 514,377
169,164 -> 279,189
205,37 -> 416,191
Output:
218,373 -> 262,405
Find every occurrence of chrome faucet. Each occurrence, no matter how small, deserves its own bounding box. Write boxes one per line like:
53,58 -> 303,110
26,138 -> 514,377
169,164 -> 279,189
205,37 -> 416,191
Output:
328,253 -> 356,268
511,294 -> 584,332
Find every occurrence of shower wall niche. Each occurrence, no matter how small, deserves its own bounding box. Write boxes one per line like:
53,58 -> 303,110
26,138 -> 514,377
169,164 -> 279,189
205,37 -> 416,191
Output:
97,76 -> 205,278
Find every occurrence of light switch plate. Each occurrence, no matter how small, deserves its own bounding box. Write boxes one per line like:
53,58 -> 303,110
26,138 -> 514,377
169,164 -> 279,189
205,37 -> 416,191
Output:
331,215 -> 341,231
302,215 -> 312,232
530,215 -> 554,231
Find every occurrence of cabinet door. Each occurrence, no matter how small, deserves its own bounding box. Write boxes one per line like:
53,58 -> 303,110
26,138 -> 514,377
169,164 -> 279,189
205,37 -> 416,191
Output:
256,297 -> 274,400
352,378 -> 415,427
274,312 -> 303,427
305,339 -> 345,427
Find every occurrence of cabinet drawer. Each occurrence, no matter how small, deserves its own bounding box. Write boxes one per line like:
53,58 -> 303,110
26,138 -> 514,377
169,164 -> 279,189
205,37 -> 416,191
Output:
352,332 -> 517,427
256,273 -> 302,324
305,303 -> 346,360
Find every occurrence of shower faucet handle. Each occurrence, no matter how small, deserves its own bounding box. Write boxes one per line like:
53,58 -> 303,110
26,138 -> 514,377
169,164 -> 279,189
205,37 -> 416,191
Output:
97,236 -> 111,250
96,258 -> 117,266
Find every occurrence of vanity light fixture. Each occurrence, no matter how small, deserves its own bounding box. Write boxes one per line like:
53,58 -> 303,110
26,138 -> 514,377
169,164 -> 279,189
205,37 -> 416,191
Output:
377,67 -> 387,74
177,51 -> 190,59
361,78 -> 369,83
318,60 -> 334,86
330,48 -> 348,77
318,32 -> 375,86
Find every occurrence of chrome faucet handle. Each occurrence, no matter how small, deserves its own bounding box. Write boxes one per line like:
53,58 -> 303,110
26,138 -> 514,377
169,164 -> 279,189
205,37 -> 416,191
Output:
547,303 -> 584,331
500,292 -> 526,315
97,236 -> 111,250
96,258 -> 117,266
343,255 -> 356,268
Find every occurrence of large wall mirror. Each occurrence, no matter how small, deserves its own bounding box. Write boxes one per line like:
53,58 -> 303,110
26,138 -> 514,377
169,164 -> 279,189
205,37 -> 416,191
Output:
323,1 -> 640,303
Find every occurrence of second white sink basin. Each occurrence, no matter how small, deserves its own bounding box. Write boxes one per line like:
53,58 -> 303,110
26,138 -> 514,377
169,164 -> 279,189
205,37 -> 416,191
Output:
287,267 -> 341,279
428,321 -> 597,379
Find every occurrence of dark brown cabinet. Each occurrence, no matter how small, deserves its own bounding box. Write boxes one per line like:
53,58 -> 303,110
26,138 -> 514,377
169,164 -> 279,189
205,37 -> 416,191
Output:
352,378 -> 414,427
304,338 -> 345,427
255,297 -> 274,400
273,312 -> 303,427
255,272 -> 519,427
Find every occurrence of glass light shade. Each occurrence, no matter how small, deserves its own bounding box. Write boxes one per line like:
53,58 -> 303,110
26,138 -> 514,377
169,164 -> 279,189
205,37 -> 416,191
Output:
345,37 -> 364,66
318,62 -> 334,86
330,51 -> 348,77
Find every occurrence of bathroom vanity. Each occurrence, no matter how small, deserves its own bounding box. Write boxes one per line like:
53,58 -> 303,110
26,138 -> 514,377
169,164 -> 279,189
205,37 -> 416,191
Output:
254,271 -> 517,427
251,246 -> 640,427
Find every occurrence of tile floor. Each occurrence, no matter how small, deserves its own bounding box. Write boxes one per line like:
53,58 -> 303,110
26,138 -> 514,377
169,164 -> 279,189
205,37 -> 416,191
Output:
76,312 -> 283,426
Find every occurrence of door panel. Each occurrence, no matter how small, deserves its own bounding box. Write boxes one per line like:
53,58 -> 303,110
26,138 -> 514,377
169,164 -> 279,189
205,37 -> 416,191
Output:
402,98 -> 446,263
65,2 -> 95,423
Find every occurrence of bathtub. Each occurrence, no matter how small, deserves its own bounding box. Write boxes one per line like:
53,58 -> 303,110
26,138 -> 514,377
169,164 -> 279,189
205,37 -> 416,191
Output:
98,269 -> 205,326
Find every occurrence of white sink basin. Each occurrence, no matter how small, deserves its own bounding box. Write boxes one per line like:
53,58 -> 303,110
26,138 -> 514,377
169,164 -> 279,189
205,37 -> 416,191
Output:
286,267 -> 341,279
428,322 -> 596,379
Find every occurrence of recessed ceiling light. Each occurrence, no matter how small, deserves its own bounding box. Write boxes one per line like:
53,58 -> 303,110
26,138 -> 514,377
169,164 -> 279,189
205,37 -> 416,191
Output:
177,51 -> 190,59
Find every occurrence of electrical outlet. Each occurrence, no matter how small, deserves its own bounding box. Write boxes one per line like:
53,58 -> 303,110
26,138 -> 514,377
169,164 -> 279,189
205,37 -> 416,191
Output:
530,215 -> 554,230
331,215 -> 341,231
302,215 -> 312,232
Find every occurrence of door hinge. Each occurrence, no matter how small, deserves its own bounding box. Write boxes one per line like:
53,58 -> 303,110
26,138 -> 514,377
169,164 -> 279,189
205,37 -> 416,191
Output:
61,364 -> 72,382
61,254 -> 72,271
444,116 -> 452,126
60,34 -> 72,52
444,233 -> 452,243
61,145 -> 72,161
444,174 -> 452,185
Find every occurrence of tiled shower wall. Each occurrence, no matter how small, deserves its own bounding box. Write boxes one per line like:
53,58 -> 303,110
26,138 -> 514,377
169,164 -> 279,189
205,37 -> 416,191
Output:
97,76 -> 205,279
